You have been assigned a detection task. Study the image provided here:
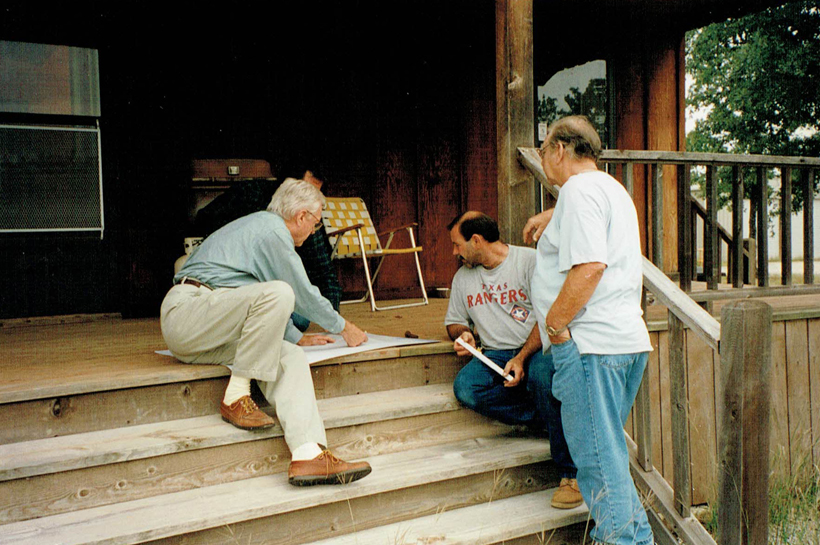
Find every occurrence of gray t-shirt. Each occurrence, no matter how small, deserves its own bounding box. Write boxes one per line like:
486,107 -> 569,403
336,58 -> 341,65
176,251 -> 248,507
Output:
444,245 -> 536,350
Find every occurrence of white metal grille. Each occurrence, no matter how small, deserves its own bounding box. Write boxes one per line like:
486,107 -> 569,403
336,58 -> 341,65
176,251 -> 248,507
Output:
0,123 -> 104,235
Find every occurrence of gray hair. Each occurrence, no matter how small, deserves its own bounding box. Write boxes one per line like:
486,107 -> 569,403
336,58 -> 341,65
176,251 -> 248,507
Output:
267,178 -> 326,220
541,115 -> 602,162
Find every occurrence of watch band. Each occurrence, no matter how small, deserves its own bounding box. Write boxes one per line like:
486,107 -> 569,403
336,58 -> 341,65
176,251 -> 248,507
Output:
546,323 -> 568,337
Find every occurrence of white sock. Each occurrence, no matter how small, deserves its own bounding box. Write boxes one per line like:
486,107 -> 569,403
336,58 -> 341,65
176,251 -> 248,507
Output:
223,375 -> 252,405
291,442 -> 323,461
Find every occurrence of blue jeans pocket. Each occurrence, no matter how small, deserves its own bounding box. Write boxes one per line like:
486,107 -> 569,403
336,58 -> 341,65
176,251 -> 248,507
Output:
597,353 -> 634,370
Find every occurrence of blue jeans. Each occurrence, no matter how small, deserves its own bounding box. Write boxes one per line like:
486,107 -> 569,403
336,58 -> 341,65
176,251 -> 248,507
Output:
551,338 -> 653,545
453,348 -> 576,479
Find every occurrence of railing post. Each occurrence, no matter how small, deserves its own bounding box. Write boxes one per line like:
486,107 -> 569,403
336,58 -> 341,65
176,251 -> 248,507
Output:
717,300 -> 772,545
678,164 -> 693,292
756,167 -> 769,287
780,166 -> 792,286
731,166 -> 743,288
803,168 -> 815,285
668,312 -> 692,518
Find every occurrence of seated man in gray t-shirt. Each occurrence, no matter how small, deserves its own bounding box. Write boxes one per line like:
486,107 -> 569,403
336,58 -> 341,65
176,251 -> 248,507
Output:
444,211 -> 580,509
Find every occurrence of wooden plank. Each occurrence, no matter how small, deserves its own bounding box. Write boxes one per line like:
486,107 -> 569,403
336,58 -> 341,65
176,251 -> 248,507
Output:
154,463 -> 560,545
785,320 -> 812,477
627,435 -> 717,545
1,398 -> 511,525
669,314 -> 692,516
0,436 -> 551,545
678,164 -> 693,292
705,165 -> 719,290
731,166 -> 744,287
298,489 -> 589,545
809,318 -> 820,468
717,301 -> 772,545
641,256 -> 721,350
781,166 -> 793,286
688,284 -> 820,302
647,332 -> 663,472
757,166 -> 769,287
687,328 -> 717,506
804,169 -> 815,284
769,320 -> 790,478
0,384 -> 460,481
651,163 -> 664,268
0,379 -> 226,444
658,331 -> 674,481
600,149 -> 820,168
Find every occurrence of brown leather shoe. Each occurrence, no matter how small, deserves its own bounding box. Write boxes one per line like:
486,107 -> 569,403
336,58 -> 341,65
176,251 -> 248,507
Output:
220,396 -> 276,430
551,477 -> 583,509
288,449 -> 372,486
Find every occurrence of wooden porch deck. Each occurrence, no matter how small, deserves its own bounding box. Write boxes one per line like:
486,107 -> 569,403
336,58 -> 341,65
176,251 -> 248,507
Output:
3,289 -> 820,407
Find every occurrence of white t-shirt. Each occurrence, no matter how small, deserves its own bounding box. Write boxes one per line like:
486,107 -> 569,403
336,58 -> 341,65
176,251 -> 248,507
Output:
532,170 -> 652,355
445,245 -> 536,351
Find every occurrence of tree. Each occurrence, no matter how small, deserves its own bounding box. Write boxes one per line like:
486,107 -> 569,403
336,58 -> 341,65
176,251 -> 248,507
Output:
686,1 -> 820,210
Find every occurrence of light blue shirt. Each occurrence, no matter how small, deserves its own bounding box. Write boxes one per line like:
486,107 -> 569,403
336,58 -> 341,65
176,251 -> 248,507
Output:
175,211 -> 346,342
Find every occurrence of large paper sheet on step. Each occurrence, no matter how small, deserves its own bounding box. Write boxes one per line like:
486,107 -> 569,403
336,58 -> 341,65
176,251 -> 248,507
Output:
156,333 -> 437,365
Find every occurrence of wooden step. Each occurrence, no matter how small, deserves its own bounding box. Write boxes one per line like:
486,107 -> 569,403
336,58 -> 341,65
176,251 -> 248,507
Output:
301,489 -> 590,545
0,344 -> 462,444
0,385 -> 512,523
0,435 -> 556,545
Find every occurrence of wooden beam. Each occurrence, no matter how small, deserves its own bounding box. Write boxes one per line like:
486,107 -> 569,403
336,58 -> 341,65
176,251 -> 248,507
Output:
495,0 -> 536,245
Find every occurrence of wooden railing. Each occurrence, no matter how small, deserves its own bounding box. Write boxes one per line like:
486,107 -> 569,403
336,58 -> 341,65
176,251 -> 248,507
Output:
597,150 -> 820,299
518,147 -> 776,545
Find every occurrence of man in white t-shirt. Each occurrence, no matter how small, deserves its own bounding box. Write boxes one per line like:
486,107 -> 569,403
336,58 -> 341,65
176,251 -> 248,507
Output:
445,211 -> 580,509
524,115 -> 654,545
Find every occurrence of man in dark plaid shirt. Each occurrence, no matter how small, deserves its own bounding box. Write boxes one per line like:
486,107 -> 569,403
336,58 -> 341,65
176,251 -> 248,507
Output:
195,167 -> 342,321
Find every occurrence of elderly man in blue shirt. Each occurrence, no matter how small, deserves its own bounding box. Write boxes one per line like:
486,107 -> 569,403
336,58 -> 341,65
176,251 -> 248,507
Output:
161,179 -> 371,486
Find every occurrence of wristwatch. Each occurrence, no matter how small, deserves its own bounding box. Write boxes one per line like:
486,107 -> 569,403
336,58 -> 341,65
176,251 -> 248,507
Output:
545,323 -> 568,337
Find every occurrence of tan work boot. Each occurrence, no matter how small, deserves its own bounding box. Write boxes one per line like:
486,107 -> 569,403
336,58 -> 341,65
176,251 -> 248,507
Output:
288,449 -> 372,486
220,395 -> 276,430
551,477 -> 583,509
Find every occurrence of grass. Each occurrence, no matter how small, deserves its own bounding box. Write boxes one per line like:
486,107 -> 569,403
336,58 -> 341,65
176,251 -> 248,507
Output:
695,448 -> 820,545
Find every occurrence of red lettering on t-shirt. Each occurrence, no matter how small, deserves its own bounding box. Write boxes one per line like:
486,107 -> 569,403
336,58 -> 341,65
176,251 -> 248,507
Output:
509,289 -> 518,303
518,289 -> 527,301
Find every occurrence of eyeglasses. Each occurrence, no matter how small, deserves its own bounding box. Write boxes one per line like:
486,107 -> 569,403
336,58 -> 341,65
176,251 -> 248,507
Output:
307,210 -> 324,232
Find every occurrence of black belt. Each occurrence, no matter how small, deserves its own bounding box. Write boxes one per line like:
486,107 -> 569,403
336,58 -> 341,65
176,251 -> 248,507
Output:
177,277 -> 213,290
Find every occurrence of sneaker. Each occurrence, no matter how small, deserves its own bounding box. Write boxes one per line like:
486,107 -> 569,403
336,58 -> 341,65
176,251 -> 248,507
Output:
288,449 -> 372,486
551,477 -> 583,509
220,395 -> 276,430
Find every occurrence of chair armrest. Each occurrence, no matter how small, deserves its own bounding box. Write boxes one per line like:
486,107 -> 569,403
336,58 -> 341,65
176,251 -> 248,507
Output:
377,223 -> 418,237
327,223 -> 365,237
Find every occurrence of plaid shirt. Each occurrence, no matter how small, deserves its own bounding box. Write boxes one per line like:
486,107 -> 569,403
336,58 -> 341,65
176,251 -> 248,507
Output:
194,180 -> 341,310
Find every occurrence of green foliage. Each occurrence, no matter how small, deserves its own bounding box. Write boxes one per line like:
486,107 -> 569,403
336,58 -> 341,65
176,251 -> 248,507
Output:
686,1 -> 820,211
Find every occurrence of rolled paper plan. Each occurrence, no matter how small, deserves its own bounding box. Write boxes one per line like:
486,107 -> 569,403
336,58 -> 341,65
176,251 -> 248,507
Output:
455,337 -> 514,382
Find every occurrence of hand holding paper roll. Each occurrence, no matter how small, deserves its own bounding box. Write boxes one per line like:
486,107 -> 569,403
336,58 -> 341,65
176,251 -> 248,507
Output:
455,337 -> 514,382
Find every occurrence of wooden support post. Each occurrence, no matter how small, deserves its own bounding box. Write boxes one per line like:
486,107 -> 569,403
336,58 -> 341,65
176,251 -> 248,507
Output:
780,166 -> 792,286
495,0 -> 536,245
651,163 -> 664,269
668,312 -> 692,518
756,167 -> 769,287
678,164 -> 693,292
718,300 -> 772,545
706,165 -> 719,291
804,169 -> 815,284
731,166 -> 743,288
635,288 -> 653,472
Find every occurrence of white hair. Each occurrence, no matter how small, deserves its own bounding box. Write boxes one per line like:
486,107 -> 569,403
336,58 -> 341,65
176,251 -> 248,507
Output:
267,178 -> 325,220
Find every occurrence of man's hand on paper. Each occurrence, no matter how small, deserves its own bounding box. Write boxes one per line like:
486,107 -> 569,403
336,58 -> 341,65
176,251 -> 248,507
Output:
503,356 -> 525,387
523,208 -> 554,244
341,320 -> 368,347
453,331 -> 476,357
297,334 -> 336,346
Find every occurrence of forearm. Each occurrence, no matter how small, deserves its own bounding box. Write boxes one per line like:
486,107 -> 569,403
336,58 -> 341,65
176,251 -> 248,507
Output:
546,262 -> 606,331
514,326 -> 543,361
446,323 -> 472,341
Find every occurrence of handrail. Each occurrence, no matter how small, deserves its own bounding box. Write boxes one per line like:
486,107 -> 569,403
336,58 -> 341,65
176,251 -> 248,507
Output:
601,149 -> 820,167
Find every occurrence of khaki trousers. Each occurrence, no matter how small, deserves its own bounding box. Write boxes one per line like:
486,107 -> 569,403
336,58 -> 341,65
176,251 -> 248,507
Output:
160,281 -> 327,451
